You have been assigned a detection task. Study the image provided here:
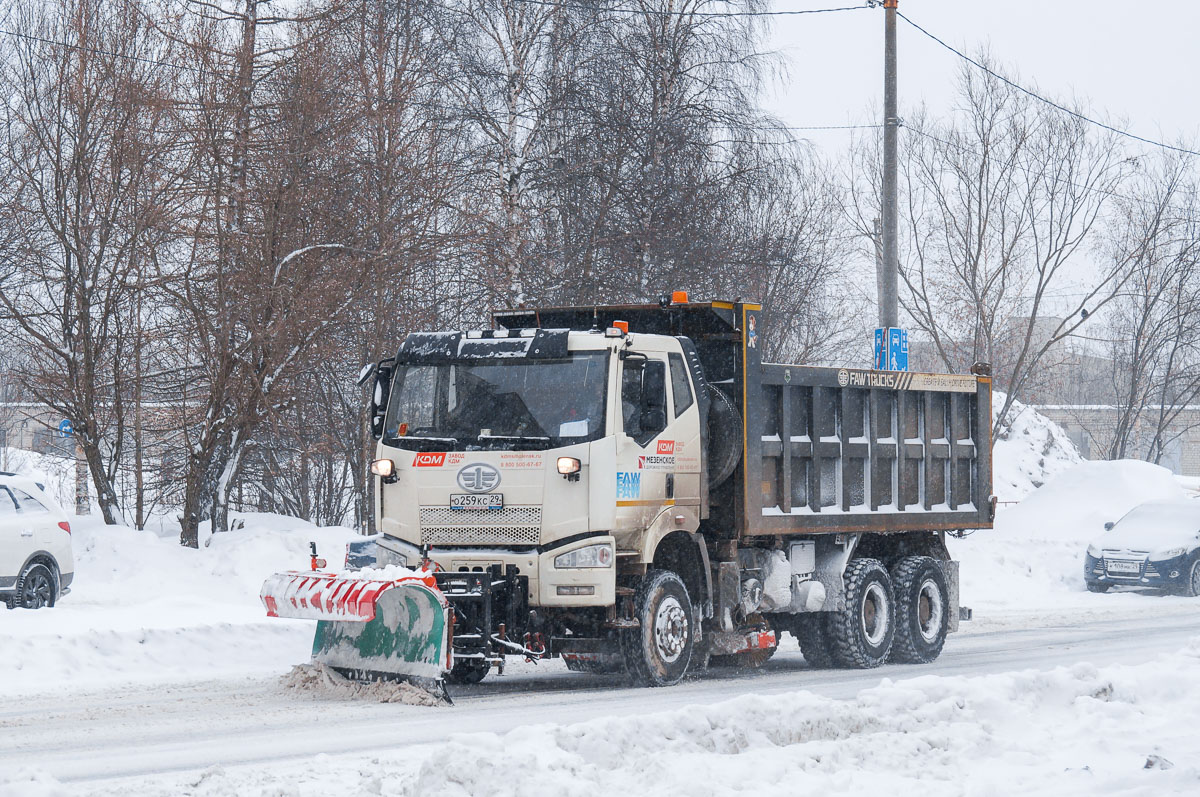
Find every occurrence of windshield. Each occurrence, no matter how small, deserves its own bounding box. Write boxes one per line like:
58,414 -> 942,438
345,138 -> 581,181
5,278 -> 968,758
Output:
383,351 -> 609,451
1105,502 -> 1200,548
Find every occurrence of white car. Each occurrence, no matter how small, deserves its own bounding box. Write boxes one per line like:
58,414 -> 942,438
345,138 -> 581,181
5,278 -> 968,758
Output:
0,473 -> 74,609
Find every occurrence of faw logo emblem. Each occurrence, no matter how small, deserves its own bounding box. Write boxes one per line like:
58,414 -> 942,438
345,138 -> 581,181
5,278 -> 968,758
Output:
412,453 -> 446,467
457,462 -> 501,493
656,440 -> 675,455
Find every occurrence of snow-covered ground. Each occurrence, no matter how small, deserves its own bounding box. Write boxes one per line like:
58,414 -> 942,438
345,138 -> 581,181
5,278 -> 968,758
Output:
2,512 -> 359,695
3,400 -> 1200,795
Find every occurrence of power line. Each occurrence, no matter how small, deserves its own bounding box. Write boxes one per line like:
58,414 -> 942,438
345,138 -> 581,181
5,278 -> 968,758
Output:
508,0 -> 873,18
897,11 -> 1200,159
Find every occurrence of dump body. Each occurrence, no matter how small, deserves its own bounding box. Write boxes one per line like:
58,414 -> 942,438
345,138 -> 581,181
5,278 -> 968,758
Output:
494,301 -> 994,541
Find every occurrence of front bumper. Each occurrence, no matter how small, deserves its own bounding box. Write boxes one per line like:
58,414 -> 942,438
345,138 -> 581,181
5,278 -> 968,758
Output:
378,534 -> 616,607
1084,553 -> 1191,588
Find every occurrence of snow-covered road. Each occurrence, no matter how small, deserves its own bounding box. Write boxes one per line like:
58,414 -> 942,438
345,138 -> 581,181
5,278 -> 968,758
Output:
5,605 -> 1197,791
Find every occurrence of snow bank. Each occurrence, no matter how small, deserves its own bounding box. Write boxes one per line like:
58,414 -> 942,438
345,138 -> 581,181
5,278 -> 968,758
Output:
991,392 -> 1083,502
0,513 -> 361,696
955,457 -> 1188,614
27,637 -> 1200,797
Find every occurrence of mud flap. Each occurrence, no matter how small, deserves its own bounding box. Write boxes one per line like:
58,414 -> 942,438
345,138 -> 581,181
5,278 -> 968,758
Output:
261,571 -> 452,685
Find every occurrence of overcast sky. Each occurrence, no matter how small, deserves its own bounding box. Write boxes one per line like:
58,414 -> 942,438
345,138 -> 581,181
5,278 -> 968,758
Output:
763,0 -> 1200,155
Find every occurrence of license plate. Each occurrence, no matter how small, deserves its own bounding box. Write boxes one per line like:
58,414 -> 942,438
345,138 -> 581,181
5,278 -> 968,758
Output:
1106,559 -> 1141,574
450,493 -> 503,510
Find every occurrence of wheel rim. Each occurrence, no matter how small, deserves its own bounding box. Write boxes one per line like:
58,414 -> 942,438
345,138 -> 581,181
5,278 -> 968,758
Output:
1191,561 -> 1200,595
653,595 -> 689,663
861,582 -> 889,647
23,571 -> 51,608
916,578 -> 944,642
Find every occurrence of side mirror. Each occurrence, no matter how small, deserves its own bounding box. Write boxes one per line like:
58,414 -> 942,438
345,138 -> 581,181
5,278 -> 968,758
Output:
356,362 -> 377,387
1104,521 -> 1114,531
639,360 -> 667,434
641,360 -> 666,414
369,362 -> 394,440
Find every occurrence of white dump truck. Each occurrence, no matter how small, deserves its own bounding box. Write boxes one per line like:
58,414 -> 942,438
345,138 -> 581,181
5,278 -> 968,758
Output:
264,296 -> 993,688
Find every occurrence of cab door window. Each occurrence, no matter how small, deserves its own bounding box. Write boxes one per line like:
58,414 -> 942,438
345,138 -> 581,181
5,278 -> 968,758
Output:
621,358 -> 668,447
668,352 -> 694,418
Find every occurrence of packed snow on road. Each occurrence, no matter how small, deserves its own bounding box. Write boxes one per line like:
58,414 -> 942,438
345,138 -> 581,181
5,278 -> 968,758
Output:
3,401 -> 1200,796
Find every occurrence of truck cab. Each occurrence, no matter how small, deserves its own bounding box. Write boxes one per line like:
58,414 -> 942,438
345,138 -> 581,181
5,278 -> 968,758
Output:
369,326 -> 703,616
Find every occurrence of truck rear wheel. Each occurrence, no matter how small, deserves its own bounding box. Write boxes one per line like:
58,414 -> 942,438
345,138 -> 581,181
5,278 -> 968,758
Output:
888,556 -> 949,664
791,614 -> 835,669
621,570 -> 694,687
828,558 -> 894,669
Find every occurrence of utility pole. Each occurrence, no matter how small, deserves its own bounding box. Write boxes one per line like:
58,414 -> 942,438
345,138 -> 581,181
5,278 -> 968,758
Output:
873,0 -> 907,371
880,0 -> 899,330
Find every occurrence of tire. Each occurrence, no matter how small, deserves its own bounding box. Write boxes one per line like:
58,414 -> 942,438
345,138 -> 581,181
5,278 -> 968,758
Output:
791,614 -> 835,669
447,659 -> 489,685
16,563 -> 55,610
827,558 -> 894,669
889,556 -> 949,664
1086,582 -> 1110,594
708,614 -> 777,669
1182,559 -> 1200,598
621,570 -> 694,687
706,386 -> 743,488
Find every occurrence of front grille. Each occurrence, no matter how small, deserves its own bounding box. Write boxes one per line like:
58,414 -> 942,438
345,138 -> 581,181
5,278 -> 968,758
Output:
419,506 -> 541,547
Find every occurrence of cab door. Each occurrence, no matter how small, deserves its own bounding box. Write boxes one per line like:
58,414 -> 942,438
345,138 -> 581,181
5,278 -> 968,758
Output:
615,355 -> 673,529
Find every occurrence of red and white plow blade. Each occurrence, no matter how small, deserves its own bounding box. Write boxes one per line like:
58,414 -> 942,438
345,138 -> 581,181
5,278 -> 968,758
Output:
259,571 -> 439,622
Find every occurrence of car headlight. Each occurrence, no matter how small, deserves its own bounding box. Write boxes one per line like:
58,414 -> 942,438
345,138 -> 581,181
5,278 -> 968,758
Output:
1086,544 -> 1101,558
1152,546 -> 1188,560
554,543 -> 613,569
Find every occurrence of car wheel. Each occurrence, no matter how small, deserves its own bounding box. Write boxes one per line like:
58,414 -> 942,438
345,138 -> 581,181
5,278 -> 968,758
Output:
17,563 -> 56,609
1086,582 -> 1110,594
1184,559 -> 1200,598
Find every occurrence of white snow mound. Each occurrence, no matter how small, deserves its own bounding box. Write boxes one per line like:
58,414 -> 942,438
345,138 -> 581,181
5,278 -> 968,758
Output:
991,391 -> 1083,502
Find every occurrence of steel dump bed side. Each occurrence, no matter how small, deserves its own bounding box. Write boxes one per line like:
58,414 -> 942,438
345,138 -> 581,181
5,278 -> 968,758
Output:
495,300 -> 993,537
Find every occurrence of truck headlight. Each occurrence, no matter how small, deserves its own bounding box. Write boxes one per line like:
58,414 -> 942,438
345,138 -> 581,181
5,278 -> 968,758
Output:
554,544 -> 613,569
557,457 -> 581,475
370,459 -> 398,483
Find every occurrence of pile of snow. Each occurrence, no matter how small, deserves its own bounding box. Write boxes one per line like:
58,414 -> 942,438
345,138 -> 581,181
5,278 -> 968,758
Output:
991,392 -> 1084,502
956,456 -> 1189,616
22,638 -> 1200,797
1,513 -> 362,696
281,663 -> 446,706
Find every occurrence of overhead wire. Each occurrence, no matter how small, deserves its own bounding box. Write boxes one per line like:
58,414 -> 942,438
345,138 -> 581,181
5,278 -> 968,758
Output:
508,0 -> 873,17
897,10 -> 1200,159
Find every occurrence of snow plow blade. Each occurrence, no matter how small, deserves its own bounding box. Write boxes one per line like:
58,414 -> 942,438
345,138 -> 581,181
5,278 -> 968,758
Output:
261,571 -> 452,683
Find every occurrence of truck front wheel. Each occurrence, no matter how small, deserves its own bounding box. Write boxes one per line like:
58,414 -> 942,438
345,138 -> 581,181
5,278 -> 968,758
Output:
888,556 -> 949,664
621,570 -> 694,687
828,558 -> 895,668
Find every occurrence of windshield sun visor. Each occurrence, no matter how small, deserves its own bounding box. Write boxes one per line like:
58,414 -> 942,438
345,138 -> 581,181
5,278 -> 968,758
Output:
396,329 -> 570,363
